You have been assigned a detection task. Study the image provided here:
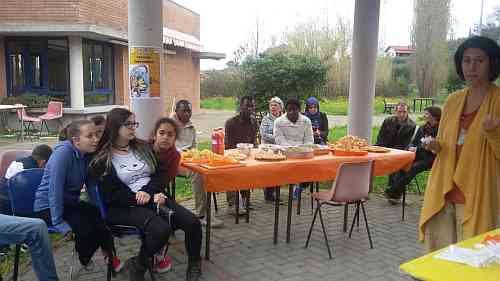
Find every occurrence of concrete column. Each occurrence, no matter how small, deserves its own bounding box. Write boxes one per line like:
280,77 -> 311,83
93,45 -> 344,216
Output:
69,36 -> 85,110
128,0 -> 164,139
347,0 -> 381,143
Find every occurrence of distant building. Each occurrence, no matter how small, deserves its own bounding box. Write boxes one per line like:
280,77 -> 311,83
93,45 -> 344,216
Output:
0,0 -> 224,121
384,46 -> 415,57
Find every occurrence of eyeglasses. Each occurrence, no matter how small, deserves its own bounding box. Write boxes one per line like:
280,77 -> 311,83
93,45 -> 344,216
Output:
123,121 -> 139,129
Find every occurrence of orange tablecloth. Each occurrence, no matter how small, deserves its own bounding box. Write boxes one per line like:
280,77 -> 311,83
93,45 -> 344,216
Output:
182,149 -> 415,192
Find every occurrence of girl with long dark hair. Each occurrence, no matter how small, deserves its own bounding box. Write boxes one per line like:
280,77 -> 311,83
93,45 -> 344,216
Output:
89,109 -> 201,281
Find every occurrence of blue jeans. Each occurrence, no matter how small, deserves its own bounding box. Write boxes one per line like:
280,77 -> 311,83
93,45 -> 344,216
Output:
0,214 -> 59,281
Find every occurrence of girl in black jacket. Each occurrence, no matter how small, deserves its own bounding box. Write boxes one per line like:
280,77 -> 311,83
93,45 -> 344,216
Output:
89,109 -> 201,281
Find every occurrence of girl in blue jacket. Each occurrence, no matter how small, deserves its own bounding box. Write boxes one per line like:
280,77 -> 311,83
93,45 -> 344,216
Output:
34,120 -> 120,276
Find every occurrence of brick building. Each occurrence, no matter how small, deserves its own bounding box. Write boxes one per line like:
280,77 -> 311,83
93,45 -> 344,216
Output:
0,0 -> 223,124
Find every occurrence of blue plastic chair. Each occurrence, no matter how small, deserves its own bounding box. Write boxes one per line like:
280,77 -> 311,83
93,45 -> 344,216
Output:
6,168 -> 44,281
93,184 -> 158,281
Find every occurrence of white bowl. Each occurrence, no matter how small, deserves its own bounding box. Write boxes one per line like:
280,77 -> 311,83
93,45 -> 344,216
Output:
237,143 -> 254,155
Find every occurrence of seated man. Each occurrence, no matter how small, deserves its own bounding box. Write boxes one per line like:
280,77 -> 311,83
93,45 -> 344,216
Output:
375,102 -> 416,203
173,100 -> 223,228
384,106 -> 441,203
274,98 -> 314,198
0,214 -> 59,281
376,102 -> 416,150
274,98 -> 314,147
225,96 -> 257,212
0,145 -> 53,215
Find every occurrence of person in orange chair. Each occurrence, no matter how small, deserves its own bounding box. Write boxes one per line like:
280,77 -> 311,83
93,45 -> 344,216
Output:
419,36 -> 500,252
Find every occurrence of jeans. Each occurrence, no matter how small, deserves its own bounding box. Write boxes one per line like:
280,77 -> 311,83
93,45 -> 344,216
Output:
0,214 -> 59,281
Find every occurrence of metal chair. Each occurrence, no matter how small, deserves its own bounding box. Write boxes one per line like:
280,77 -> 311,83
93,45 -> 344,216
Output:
38,101 -> 63,136
6,168 -> 45,281
93,184 -> 161,281
14,105 -> 42,138
305,161 -> 374,259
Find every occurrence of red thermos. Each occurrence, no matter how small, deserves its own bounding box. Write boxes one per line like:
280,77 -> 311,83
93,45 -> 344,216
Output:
211,128 -> 225,155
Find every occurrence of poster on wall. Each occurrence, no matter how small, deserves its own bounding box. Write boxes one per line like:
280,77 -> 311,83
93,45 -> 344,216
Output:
129,47 -> 161,99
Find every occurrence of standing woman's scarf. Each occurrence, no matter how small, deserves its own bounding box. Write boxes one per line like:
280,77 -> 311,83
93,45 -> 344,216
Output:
305,97 -> 321,129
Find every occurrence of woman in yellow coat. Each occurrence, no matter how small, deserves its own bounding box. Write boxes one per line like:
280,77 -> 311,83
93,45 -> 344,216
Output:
419,36 -> 500,252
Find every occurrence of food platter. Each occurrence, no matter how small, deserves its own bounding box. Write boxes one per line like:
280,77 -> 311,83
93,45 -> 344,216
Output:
284,146 -> 314,159
329,135 -> 370,156
182,149 -> 244,167
332,150 -> 369,156
367,146 -> 391,153
254,150 -> 287,161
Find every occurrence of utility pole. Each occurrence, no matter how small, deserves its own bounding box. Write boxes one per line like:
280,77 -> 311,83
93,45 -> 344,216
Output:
128,0 -> 164,139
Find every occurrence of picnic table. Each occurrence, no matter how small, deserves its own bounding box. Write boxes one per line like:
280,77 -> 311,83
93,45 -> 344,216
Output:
412,97 -> 435,112
0,104 -> 27,141
182,148 -> 415,260
400,228 -> 500,281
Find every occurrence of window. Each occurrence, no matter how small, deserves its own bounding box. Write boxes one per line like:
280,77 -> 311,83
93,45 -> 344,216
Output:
5,38 -> 69,104
47,40 -> 69,94
83,40 -> 114,106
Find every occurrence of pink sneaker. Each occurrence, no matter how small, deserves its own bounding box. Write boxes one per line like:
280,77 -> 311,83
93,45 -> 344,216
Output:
155,255 -> 173,273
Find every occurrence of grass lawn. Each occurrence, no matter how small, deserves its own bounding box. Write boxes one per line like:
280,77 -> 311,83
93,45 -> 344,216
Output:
201,96 -> 406,115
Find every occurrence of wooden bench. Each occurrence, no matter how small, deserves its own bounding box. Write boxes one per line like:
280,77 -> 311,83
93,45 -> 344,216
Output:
383,99 -> 398,114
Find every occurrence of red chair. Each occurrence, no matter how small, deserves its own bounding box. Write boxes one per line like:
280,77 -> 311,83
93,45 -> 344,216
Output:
305,160 -> 374,259
14,104 -> 42,138
0,150 -> 31,177
38,101 -> 63,136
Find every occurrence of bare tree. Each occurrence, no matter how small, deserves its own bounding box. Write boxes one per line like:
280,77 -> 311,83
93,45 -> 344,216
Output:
411,0 -> 451,98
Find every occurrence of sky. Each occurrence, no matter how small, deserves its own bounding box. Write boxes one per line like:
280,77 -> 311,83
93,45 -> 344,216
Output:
174,0 -> 500,70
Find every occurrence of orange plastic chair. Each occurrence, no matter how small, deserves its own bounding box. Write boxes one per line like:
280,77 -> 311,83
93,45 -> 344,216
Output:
0,150 -> 31,177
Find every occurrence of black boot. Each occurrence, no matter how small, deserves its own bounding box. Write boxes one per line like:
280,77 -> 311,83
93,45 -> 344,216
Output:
127,256 -> 146,281
186,259 -> 202,281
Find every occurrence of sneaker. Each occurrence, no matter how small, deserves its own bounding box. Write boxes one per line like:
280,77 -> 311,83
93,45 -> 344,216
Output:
200,216 -> 224,228
383,190 -> 401,205
225,207 -> 248,216
70,259 -> 95,280
155,255 -> 172,274
105,256 -> 124,273
127,256 -> 146,281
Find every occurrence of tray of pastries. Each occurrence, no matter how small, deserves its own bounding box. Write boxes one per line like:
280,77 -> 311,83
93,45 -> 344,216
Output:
254,149 -> 287,161
329,135 -> 369,156
182,149 -> 245,168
